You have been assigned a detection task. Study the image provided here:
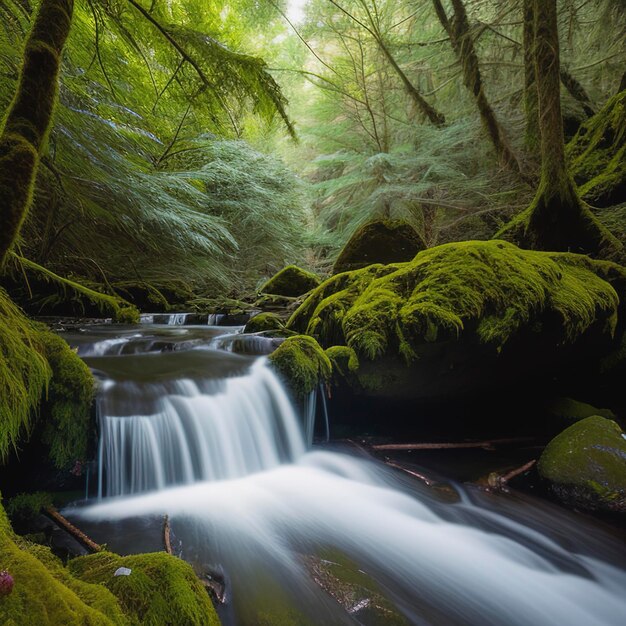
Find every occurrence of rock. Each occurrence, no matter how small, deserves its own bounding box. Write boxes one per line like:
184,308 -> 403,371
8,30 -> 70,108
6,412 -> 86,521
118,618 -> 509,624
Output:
244,312 -> 285,334
538,416 -> 626,513
268,335 -> 331,398
548,397 -> 616,422
288,240 -> 625,400
260,265 -> 321,297
332,219 -> 425,275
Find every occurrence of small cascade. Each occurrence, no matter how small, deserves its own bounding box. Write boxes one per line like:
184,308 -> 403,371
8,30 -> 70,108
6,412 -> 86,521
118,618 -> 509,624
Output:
168,313 -> 189,325
207,313 -> 225,325
97,359 -> 306,497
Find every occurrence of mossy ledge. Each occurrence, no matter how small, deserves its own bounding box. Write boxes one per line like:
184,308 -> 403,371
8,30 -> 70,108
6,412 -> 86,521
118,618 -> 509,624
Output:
260,265 -> 321,298
268,335 -> 331,398
538,416 -> 626,512
244,312 -> 285,334
69,551 -> 220,626
288,240 -> 625,397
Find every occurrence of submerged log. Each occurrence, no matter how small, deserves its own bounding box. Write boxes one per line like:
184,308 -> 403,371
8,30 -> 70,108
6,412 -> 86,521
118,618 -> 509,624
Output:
43,506 -> 101,553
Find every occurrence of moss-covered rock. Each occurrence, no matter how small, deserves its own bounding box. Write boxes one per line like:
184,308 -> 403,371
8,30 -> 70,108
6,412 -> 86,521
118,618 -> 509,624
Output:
69,551 -> 220,626
269,335 -> 331,398
332,219 -> 425,275
260,265 -> 320,298
325,346 -> 359,387
36,329 -> 95,468
0,499 -> 126,625
568,90 -> 626,207
538,416 -> 626,512
244,312 -> 285,334
547,397 -> 616,422
288,240 -> 624,399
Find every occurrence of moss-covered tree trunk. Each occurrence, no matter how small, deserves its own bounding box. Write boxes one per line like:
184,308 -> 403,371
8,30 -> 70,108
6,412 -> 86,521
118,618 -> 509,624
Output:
522,0 -> 539,153
432,0 -> 522,176
498,0 -> 619,256
0,0 -> 73,267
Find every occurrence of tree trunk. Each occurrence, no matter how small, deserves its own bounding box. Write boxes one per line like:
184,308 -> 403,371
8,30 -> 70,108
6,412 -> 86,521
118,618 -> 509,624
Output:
522,0 -> 539,152
433,0 -> 523,176
0,0 -> 73,267
501,0 -> 619,256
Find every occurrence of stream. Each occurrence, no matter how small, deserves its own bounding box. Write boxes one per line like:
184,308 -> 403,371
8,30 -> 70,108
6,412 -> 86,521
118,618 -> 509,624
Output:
62,315 -> 626,625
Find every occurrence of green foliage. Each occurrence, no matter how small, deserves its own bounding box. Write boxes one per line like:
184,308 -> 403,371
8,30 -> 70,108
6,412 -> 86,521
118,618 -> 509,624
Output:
333,219 -> 425,274
260,264 -> 321,297
538,415 -> 626,512
0,288 -> 51,461
289,240 -> 621,362
269,335 -> 332,397
69,551 -> 220,626
0,499 -> 126,625
568,90 -> 626,207
36,328 -> 95,468
4,491 -> 53,528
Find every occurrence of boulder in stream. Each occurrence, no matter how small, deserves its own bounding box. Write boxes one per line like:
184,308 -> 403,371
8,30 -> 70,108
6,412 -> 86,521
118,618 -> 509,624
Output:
260,265 -> 321,297
538,415 -> 626,513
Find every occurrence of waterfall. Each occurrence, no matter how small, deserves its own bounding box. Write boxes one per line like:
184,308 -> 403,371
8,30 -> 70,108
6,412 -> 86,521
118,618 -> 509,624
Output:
97,359 -> 306,497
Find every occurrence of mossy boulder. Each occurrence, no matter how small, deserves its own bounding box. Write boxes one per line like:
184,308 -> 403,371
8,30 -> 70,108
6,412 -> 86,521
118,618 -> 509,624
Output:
244,312 -> 285,334
288,240 -> 625,399
260,265 -> 320,298
269,335 -> 331,398
538,416 -> 626,512
547,397 -> 616,423
0,499 -> 126,625
332,219 -> 425,275
69,551 -> 220,626
567,90 -> 626,207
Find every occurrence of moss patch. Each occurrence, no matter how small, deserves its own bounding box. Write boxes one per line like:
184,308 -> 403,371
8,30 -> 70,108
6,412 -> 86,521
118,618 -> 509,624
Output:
568,90 -> 626,207
547,397 -> 616,422
244,312 -> 285,334
291,240 -> 620,357
538,416 -> 626,512
260,265 -> 320,298
333,219 -> 425,275
69,551 -> 220,626
0,499 -> 126,625
269,335 -> 331,398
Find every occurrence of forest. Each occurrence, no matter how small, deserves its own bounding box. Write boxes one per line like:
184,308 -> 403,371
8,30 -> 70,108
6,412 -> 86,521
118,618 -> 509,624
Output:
0,0 -> 625,624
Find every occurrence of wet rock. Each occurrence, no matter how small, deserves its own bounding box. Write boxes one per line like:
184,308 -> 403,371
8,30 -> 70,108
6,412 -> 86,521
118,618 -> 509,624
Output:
538,415 -> 626,513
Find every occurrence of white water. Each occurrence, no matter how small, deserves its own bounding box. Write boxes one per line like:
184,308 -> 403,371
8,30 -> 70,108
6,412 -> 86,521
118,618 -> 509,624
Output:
77,338 -> 626,625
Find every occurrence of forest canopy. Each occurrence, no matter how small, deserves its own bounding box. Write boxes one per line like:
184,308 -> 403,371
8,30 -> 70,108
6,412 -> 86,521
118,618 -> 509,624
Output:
0,0 -> 625,303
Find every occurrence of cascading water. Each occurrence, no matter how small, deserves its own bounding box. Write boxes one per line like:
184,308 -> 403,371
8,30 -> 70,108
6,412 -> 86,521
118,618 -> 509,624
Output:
67,322 -> 626,626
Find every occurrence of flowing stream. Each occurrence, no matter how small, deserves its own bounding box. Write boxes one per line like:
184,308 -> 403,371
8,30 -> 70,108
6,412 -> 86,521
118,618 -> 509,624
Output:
64,316 -> 626,625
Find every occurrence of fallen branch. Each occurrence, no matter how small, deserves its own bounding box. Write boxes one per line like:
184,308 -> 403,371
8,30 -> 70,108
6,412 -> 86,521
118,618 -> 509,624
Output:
371,437 -> 534,452
383,460 -> 437,486
163,515 -> 173,555
43,506 -> 101,553
487,459 -> 536,491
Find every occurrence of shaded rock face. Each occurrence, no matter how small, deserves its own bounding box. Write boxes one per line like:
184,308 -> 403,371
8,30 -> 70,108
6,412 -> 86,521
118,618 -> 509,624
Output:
332,220 -> 426,275
538,416 -> 626,513
288,240 -> 626,401
260,265 -> 320,298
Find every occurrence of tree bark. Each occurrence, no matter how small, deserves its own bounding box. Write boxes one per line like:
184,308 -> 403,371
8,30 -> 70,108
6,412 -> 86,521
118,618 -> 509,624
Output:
432,0 -> 523,176
515,0 -> 618,255
0,0 -> 74,267
522,0 -> 539,152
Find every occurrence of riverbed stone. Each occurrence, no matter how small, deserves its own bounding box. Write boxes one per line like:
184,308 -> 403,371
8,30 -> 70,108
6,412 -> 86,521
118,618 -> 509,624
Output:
538,415 -> 626,512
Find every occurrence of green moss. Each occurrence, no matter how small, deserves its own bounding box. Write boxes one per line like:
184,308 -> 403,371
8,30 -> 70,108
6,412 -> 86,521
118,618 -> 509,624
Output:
115,306 -> 140,324
4,492 -> 53,528
244,312 -> 285,333
269,335 -> 332,398
538,415 -> 626,512
69,551 -> 220,626
548,397 -> 615,422
0,498 -> 126,625
289,241 -> 621,362
568,90 -> 626,207
333,219 -> 425,275
36,328 -> 95,468
0,288 -> 51,462
260,265 -> 321,297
